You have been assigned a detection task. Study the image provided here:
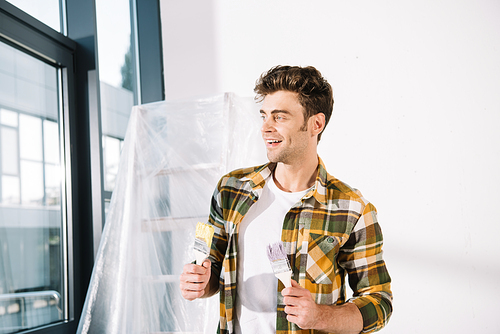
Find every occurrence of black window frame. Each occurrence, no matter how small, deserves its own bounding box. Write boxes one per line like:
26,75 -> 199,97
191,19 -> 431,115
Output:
0,1 -> 90,333
0,0 -> 164,332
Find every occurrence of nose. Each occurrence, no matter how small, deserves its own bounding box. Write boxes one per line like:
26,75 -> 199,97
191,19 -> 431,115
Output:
261,116 -> 274,133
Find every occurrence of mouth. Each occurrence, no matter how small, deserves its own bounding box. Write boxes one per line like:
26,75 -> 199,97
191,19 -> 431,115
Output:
265,139 -> 283,147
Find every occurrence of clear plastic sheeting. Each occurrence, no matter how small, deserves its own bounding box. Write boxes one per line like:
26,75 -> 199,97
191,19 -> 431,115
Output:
77,93 -> 265,334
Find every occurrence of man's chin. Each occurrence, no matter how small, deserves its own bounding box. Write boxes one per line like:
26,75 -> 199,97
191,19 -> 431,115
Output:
266,153 -> 286,164
266,153 -> 278,163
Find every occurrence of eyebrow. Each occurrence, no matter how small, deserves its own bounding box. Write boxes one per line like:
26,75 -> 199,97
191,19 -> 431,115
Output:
259,109 -> 292,115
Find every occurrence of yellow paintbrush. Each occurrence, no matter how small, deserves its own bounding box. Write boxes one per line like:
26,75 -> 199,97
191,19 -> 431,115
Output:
194,222 -> 214,265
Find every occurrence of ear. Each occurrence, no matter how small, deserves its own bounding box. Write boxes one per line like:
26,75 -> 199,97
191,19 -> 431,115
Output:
309,113 -> 325,137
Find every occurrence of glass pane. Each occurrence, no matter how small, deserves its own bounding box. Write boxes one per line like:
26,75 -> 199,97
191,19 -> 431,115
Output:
1,175 -> 20,204
103,136 -> 121,191
0,109 -> 18,127
1,127 -> 19,175
0,40 -> 65,332
43,120 -> 59,164
5,0 -> 61,32
44,164 -> 60,206
19,114 -> 42,161
96,0 -> 136,193
20,160 -> 44,205
96,0 -> 133,88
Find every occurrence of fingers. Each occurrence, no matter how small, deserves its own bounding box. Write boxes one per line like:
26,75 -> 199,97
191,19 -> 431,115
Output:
179,260 -> 212,301
183,259 -> 211,275
281,280 -> 319,329
284,306 -> 300,320
202,259 -> 211,269
281,279 -> 308,298
282,292 -> 310,309
285,303 -> 321,330
284,301 -> 314,329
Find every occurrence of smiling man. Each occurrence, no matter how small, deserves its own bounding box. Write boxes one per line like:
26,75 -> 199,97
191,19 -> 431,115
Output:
180,66 -> 393,334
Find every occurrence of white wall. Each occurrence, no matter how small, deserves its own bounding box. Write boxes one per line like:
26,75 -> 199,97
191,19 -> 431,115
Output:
160,1 -> 500,332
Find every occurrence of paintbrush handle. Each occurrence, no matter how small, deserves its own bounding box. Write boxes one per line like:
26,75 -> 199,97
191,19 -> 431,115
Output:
194,249 -> 208,265
275,271 -> 292,288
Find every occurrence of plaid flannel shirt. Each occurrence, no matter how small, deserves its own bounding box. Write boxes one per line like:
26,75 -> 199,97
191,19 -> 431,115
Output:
206,157 -> 392,334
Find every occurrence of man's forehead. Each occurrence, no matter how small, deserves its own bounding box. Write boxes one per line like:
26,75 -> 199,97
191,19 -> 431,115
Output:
260,91 -> 303,113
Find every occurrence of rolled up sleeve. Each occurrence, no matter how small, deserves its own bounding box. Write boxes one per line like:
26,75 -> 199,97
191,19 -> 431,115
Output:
341,202 -> 393,333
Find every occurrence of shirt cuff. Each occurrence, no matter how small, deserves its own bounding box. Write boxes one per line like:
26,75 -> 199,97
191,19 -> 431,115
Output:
349,296 -> 390,333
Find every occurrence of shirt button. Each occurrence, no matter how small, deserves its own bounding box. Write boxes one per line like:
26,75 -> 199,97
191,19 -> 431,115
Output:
327,237 -> 334,243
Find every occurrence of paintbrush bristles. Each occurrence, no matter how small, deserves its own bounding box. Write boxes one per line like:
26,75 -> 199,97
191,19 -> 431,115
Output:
194,222 -> 214,265
195,222 -> 214,248
267,242 -> 287,262
267,241 -> 292,288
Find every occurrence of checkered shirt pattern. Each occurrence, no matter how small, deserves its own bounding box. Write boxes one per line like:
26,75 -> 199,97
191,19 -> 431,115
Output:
206,157 -> 392,334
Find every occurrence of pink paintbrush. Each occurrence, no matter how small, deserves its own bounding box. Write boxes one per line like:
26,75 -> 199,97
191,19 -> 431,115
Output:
266,241 -> 292,288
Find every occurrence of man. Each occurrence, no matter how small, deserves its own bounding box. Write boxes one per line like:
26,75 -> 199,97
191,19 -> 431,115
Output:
180,65 -> 392,334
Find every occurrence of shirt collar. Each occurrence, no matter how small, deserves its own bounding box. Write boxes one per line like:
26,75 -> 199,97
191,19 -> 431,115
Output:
244,156 -> 330,206
307,156 -> 329,206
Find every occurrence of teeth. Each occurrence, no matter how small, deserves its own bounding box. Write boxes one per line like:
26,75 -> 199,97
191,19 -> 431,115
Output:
267,140 -> 281,143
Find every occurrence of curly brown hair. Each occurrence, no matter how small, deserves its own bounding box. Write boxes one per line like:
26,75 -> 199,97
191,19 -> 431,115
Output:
254,65 -> 334,141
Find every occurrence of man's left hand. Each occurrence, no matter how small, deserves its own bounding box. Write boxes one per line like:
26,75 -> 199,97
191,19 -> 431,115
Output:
281,279 -> 321,329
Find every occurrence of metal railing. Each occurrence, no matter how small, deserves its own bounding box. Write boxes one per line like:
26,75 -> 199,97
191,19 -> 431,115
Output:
0,291 -> 62,333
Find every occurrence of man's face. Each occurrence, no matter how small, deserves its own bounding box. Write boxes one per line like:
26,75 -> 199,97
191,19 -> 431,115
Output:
260,91 -> 314,165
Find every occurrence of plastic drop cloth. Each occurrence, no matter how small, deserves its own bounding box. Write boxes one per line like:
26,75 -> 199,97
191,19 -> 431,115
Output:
77,93 -> 266,334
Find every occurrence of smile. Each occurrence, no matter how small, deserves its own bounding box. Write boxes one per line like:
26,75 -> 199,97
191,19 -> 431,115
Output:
265,139 -> 283,149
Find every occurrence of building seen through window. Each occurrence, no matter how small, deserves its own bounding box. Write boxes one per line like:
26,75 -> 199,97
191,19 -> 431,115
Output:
0,40 -> 65,333
96,0 -> 136,198
0,0 -> 163,331
4,0 -> 60,32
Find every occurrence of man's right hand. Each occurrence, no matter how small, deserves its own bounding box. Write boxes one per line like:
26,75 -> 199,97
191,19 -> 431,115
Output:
179,259 -> 212,300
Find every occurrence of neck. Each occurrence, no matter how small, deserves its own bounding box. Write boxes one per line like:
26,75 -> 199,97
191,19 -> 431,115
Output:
273,154 -> 319,193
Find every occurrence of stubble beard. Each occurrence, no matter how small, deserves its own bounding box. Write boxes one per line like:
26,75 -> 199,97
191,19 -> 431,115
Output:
267,149 -> 290,164
266,131 -> 309,165
266,118 -> 310,164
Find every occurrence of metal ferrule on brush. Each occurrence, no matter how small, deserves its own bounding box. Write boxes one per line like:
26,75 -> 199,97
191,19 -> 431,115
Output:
194,237 -> 209,255
194,222 -> 214,265
267,242 -> 292,288
194,237 -> 210,265
269,258 -> 291,274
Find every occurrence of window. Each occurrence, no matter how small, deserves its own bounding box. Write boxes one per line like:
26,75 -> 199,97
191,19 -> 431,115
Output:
96,0 -> 136,195
1,111 -> 61,206
0,39 -> 66,333
102,135 -> 123,195
4,0 -> 61,32
0,0 -> 164,332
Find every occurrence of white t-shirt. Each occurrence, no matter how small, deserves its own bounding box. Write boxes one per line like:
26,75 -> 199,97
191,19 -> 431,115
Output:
234,176 -> 308,334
